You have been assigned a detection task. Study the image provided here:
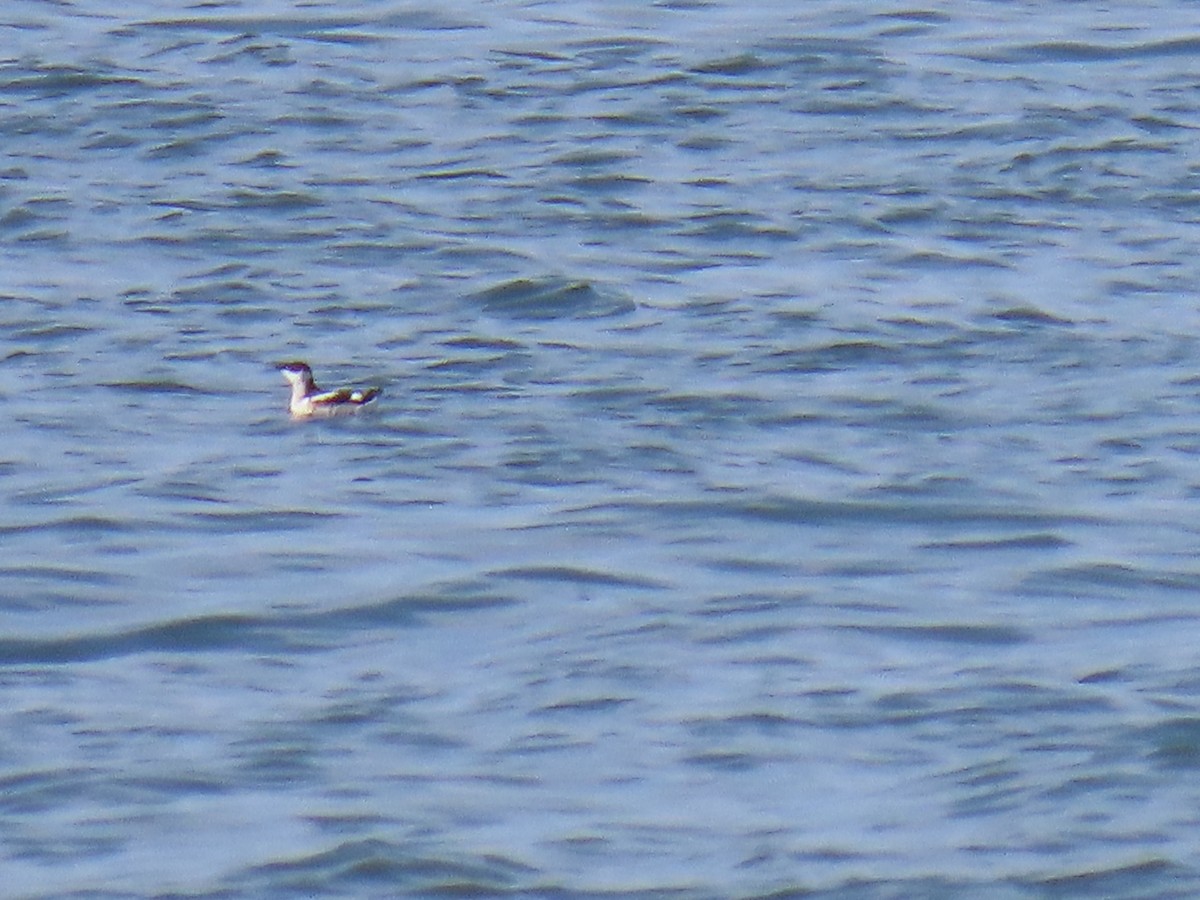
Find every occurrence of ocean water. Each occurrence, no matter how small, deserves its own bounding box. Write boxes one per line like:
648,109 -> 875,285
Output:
4,1 -> 1200,896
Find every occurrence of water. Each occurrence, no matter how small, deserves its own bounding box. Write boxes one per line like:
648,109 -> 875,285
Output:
4,1 -> 1200,896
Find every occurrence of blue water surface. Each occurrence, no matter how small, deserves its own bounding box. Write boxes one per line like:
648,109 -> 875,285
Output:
4,1 -> 1200,896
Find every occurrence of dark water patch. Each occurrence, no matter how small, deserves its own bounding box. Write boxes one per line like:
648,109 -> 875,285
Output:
551,148 -> 637,168
986,38 -> 1200,65
471,277 -> 636,320
1132,113 -> 1192,134
121,772 -> 231,799
11,322 -> 92,342
124,15 -> 360,36
595,496 -> 1090,530
872,690 -> 933,718
440,335 -> 527,352
1142,718 -> 1200,769
12,227 -> 68,244
682,749 -> 763,772
975,680 -> 1114,717
950,763 -> 1025,820
1106,276 -> 1173,298
307,693 -> 430,729
567,171 -> 654,192
0,63 -> 142,98
232,732 -> 322,785
677,134 -> 730,152
0,767 -> 107,815
414,167 -> 507,182
171,278 -> 274,307
1021,562 -> 1200,600
272,111 -> 358,131
304,812 -> 393,839
1042,770 -> 1143,805
696,592 -> 797,614
206,39 -> 296,68
0,588 -> 513,665
137,478 -> 230,503
1024,858 -> 1188,898
820,559 -> 909,579
768,308 -> 822,331
82,130 -> 140,150
647,390 -> 771,425
691,711 -> 804,736
502,731 -> 588,756
489,565 -> 667,589
430,242 -> 532,267
240,838 -> 535,896
145,132 -> 240,160
569,36 -> 670,68
126,10 -> 480,39
500,446 -> 615,487
494,47 -> 572,67
426,352 -> 527,377
0,565 -> 126,587
0,206 -> 47,232
308,586 -> 516,626
1095,436 -> 1142,453
762,339 -> 906,373
0,614 -> 277,664
1077,668 -> 1127,685
150,196 -> 221,214
872,199 -> 944,226
536,696 -> 634,715
237,148 -> 292,168
683,210 -> 795,241
864,400 -> 969,431
0,515 -> 137,538
150,107 -> 226,132
323,239 -> 441,266
920,532 -> 1071,551
226,188 -> 323,210
893,249 -> 1011,271
695,624 -> 795,646
690,53 -> 773,76
185,509 -> 339,533
840,623 -> 1029,646
875,9 -> 953,26
101,379 -> 215,396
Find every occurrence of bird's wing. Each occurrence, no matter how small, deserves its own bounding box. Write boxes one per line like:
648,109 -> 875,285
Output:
311,386 -> 380,406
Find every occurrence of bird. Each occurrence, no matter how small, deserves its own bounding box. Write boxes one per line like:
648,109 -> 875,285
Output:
279,361 -> 380,418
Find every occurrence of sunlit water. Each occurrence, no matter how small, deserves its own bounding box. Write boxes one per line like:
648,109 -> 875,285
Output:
5,1 -> 1200,897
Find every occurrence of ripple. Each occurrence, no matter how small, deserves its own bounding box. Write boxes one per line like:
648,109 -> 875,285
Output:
986,37 -> 1200,64
0,63 -> 143,97
470,277 -> 636,320
0,586 -> 515,664
489,565 -> 667,589
240,839 -> 536,896
1142,718 -> 1200,769
1021,562 -> 1200,600
920,533 -> 1072,551
595,496 -> 1092,529
840,623 -> 1030,646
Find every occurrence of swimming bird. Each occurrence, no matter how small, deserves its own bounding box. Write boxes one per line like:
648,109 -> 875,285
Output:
279,361 -> 380,418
